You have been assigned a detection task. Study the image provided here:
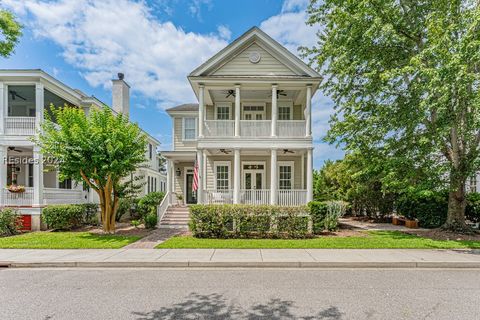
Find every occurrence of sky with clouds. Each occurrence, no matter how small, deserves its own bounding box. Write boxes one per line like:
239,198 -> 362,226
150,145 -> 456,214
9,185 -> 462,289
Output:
1,0 -> 343,168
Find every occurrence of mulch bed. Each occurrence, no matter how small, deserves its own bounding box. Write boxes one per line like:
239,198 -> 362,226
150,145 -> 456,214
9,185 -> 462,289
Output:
403,228 -> 480,242
79,222 -> 152,237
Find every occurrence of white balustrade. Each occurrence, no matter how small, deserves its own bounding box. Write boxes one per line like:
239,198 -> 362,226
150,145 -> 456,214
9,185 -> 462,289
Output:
277,120 -> 306,137
205,189 -> 233,204
240,189 -> 270,205
1,188 -> 34,206
239,120 -> 271,137
43,188 -> 84,205
277,189 -> 307,207
204,120 -> 235,137
157,191 -> 171,225
4,117 -> 36,135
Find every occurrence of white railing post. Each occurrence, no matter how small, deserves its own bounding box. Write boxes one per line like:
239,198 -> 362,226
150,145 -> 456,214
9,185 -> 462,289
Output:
198,84 -> 204,138
233,148 -> 240,204
307,148 -> 313,203
197,149 -> 203,204
0,145 -> 6,205
305,85 -> 312,137
271,84 -> 278,137
35,82 -> 44,135
235,84 -> 241,137
270,148 -> 277,205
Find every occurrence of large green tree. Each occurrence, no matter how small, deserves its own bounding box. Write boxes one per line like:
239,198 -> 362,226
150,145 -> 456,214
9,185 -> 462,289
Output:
37,106 -> 147,233
0,10 -> 22,57
304,0 -> 480,231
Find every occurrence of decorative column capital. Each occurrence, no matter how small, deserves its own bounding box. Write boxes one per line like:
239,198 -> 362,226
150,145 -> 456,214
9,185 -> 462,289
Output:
235,84 -> 241,88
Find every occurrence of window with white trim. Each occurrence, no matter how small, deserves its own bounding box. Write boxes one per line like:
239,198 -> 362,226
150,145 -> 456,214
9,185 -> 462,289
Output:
278,106 -> 291,120
215,162 -> 230,190
278,164 -> 293,190
216,104 -> 231,120
183,117 -> 197,140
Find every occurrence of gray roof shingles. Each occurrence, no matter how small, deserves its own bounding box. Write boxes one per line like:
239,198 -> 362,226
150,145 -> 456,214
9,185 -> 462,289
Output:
166,103 -> 199,112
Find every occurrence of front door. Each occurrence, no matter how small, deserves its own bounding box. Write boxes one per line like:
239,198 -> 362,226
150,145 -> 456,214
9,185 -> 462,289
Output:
244,170 -> 264,190
185,169 -> 197,204
243,105 -> 265,120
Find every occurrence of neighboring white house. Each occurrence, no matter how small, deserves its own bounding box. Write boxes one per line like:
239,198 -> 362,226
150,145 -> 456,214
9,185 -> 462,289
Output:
0,69 -> 166,230
161,27 -> 321,209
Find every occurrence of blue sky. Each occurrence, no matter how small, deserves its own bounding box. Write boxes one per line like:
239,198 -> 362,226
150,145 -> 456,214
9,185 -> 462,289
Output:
1,0 -> 343,168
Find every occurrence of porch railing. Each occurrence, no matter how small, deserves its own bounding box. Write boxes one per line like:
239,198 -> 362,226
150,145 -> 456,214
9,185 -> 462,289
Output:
43,188 -> 85,205
204,120 -> 235,137
278,120 -> 306,137
4,117 -> 36,135
277,189 -> 307,207
157,191 -> 171,226
1,188 -> 34,206
205,189 -> 233,204
239,120 -> 271,137
240,189 -> 270,205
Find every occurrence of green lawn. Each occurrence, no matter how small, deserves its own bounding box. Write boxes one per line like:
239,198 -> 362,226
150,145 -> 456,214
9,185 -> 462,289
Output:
0,232 -> 141,249
156,231 -> 480,249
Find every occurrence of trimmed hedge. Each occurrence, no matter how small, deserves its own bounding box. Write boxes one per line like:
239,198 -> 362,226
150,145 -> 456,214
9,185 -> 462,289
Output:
0,208 -> 22,237
396,191 -> 448,228
138,192 -> 165,218
42,203 -> 98,230
189,204 -> 312,239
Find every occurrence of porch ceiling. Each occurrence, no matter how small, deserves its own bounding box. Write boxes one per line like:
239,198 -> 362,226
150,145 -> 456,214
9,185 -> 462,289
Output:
205,148 -> 306,156
209,89 -> 300,104
162,151 -> 196,163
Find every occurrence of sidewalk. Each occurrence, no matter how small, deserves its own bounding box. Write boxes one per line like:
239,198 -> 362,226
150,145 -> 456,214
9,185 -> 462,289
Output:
1,248 -> 480,268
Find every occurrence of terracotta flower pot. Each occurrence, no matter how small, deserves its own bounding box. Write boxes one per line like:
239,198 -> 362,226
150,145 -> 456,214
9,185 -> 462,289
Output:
405,219 -> 418,229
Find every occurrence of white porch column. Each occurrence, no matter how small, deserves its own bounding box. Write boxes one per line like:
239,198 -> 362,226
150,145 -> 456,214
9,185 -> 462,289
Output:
33,146 -> 44,206
166,160 -> 172,194
234,85 -> 241,137
196,149 -> 204,204
0,82 -> 4,134
0,145 -> 7,205
202,150 -> 207,191
233,148 -> 240,204
306,148 -> 313,203
305,85 -> 312,137
270,148 -> 277,205
198,84 -> 205,138
271,84 -> 278,137
35,82 -> 44,134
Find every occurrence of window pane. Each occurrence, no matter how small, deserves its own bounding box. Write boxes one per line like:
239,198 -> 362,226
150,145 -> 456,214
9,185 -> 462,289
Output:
279,106 -> 291,120
217,106 -> 230,120
184,118 -> 196,139
279,165 -> 292,190
216,165 -> 229,190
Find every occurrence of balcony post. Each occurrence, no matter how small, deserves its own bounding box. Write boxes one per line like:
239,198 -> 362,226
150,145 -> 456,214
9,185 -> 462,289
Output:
233,148 -> 240,204
33,145 -> 44,207
196,149 -> 204,204
35,82 -> 44,134
270,148 -> 277,205
0,82 -> 4,134
235,85 -> 241,137
271,84 -> 278,137
0,145 -> 6,205
198,84 -> 204,138
306,148 -> 313,203
305,85 -> 312,137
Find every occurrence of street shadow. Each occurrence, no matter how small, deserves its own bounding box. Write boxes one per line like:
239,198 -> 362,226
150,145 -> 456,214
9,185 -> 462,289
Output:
133,292 -> 343,319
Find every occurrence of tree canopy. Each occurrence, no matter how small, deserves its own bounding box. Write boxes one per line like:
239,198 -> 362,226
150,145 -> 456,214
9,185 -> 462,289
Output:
37,106 -> 147,233
304,0 -> 480,231
0,10 -> 22,58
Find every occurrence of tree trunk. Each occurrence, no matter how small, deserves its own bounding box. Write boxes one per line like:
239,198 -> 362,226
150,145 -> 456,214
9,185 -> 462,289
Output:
442,172 -> 471,232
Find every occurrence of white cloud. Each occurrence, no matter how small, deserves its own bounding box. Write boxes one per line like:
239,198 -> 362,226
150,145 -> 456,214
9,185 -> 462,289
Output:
281,0 -> 310,13
189,0 -> 212,21
5,0 -> 228,108
217,25 -> 232,41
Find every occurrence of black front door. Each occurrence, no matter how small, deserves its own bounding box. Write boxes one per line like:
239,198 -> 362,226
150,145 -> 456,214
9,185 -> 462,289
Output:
186,173 -> 197,204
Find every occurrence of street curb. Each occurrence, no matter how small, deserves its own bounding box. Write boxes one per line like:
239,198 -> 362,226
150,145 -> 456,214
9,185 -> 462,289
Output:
3,261 -> 480,269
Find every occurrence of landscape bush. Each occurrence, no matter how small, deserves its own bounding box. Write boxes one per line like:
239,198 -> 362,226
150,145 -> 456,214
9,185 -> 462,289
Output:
144,213 -> 158,229
466,192 -> 480,223
116,198 -> 139,221
0,208 -> 22,237
189,204 -> 312,239
42,203 -> 98,230
137,192 -> 165,218
396,190 -> 448,228
308,201 -> 348,233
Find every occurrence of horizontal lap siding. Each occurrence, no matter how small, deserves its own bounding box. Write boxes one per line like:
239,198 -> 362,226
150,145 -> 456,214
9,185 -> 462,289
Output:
173,117 -> 197,151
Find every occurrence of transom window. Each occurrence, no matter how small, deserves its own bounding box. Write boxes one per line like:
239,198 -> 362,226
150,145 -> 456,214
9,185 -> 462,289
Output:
278,106 -> 291,120
243,164 -> 264,170
278,163 -> 293,190
216,105 -> 230,120
215,162 -> 230,190
243,106 -> 264,112
183,117 -> 197,140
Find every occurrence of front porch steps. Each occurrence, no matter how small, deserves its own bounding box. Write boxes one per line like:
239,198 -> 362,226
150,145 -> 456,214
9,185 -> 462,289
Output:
159,205 -> 190,229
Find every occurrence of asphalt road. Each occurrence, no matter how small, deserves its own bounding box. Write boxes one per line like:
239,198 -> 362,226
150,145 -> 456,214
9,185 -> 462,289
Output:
0,268 -> 479,320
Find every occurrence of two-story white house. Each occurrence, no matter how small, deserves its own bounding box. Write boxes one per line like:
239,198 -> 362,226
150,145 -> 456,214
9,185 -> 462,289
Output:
0,70 -> 166,230
161,27 -> 320,212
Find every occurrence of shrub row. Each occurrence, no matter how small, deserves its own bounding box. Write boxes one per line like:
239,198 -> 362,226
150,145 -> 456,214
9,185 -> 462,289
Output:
42,203 -> 98,230
0,208 -> 22,237
396,191 -> 448,228
308,200 -> 348,233
189,204 -> 312,239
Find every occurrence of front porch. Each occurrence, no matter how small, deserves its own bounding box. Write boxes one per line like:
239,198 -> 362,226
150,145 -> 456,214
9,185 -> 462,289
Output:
163,148 -> 313,207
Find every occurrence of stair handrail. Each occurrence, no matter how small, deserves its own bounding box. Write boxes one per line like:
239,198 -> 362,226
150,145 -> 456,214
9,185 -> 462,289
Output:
156,191 -> 171,227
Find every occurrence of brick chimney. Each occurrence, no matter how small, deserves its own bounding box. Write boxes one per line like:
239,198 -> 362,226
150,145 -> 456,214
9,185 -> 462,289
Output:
112,72 -> 130,117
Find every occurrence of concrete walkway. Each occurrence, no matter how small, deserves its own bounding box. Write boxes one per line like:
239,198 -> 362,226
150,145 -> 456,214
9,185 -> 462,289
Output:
1,248 -> 480,268
124,229 -> 187,249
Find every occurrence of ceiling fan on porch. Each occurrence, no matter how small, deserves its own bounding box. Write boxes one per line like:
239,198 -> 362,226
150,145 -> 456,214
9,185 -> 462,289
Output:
269,90 -> 288,99
283,149 -> 294,154
224,89 -> 236,98
219,149 -> 231,154
8,147 -> 22,153
9,90 -> 27,101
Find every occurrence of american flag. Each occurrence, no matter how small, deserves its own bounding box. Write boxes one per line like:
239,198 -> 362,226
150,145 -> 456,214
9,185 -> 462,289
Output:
192,157 -> 199,192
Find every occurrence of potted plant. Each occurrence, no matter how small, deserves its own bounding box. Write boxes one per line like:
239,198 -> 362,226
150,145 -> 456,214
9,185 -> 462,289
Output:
7,183 -> 25,194
175,193 -> 184,206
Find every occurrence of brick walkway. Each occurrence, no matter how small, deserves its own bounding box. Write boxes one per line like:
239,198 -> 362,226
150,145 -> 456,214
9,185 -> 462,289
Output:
124,228 -> 187,249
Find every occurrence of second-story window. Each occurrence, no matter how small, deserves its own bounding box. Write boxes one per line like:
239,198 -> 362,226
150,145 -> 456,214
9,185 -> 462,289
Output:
215,104 -> 230,120
278,106 -> 291,120
149,144 -> 153,160
183,117 -> 197,140
8,85 -> 36,117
